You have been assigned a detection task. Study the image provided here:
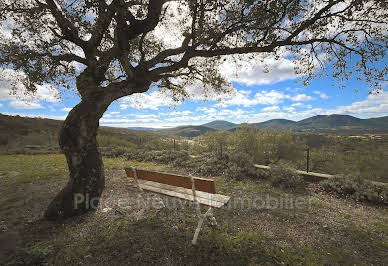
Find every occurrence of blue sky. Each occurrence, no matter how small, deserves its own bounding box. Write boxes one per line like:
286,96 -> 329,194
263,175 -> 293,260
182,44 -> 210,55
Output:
0,58 -> 387,128
0,1 -> 387,128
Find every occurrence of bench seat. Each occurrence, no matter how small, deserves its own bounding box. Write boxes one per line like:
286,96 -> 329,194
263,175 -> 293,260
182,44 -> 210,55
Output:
138,179 -> 230,208
125,167 -> 231,244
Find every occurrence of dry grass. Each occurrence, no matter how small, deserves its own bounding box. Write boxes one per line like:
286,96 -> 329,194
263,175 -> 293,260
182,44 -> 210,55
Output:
0,154 -> 387,265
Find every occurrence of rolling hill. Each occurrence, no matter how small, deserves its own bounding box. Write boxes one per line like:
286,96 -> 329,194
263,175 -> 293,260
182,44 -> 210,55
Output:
291,114 -> 388,133
202,120 -> 239,130
158,125 -> 216,137
0,113 -> 166,152
251,119 -> 297,130
226,114 -> 388,134
1,113 -> 388,142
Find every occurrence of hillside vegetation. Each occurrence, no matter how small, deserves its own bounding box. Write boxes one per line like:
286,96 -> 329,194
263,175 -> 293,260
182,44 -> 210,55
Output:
158,125 -> 216,137
0,114 -> 171,154
202,120 -> 239,130
1,114 -> 388,185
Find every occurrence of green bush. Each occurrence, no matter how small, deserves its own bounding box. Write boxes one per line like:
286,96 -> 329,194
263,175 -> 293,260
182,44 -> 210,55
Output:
264,165 -> 305,190
193,154 -> 229,176
226,151 -> 257,180
100,146 -> 131,158
127,150 -> 191,166
322,175 -> 388,205
97,135 -> 136,149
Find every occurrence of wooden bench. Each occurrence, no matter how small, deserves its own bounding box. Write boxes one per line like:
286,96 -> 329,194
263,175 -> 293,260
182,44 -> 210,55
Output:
124,167 -> 230,244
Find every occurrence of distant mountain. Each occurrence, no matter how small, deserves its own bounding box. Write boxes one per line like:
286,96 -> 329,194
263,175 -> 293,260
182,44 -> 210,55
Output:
252,119 -> 297,130
127,127 -> 160,131
296,114 -> 362,128
202,120 -> 239,130
158,125 -> 215,137
161,114 -> 388,136
292,114 -> 388,133
365,116 -> 388,126
2,113 -> 387,141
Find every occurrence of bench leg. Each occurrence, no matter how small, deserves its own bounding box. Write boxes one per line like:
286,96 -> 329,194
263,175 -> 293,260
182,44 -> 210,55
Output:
192,207 -> 214,245
192,215 -> 205,245
209,215 -> 217,227
153,196 -> 166,212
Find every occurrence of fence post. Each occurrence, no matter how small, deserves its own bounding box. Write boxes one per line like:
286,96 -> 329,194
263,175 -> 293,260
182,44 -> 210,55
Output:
173,138 -> 176,151
306,147 -> 310,172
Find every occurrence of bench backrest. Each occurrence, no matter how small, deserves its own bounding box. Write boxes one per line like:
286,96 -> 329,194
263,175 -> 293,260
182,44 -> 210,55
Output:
124,168 -> 216,194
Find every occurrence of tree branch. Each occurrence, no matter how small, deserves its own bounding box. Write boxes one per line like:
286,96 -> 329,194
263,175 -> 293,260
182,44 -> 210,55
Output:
37,0 -> 88,50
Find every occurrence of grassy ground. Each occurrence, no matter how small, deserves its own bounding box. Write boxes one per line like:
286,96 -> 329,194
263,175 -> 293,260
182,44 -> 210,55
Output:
0,154 -> 387,265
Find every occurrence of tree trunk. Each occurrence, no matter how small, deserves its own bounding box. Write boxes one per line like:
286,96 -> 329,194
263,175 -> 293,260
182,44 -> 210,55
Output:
44,98 -> 110,220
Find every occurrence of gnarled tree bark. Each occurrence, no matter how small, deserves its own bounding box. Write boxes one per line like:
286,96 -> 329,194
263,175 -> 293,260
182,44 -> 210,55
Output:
44,96 -> 111,219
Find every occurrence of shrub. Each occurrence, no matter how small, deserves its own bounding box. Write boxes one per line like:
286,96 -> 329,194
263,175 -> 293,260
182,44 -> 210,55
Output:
322,175 -> 388,205
265,165 -> 305,190
127,150 -> 191,166
194,154 -> 229,177
226,151 -> 257,180
100,146 -> 130,158
97,135 -> 136,149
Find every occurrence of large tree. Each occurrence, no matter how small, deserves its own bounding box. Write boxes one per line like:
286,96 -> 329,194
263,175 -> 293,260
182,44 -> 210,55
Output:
0,0 -> 386,219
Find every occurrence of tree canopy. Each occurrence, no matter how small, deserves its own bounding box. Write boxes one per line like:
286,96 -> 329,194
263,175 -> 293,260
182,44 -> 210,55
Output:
1,0 -> 387,103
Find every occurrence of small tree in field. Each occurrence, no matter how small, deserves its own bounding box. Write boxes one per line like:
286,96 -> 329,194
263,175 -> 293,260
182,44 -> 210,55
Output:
0,0 -> 386,219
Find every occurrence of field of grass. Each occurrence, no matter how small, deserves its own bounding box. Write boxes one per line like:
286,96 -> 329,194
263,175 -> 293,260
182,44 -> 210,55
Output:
0,154 -> 387,265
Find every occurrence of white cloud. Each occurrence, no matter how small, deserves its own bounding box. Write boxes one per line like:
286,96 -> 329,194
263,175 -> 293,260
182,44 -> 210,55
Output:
0,103 -> 3,107
331,92 -> 388,116
197,107 -> 217,114
121,90 -> 177,110
166,115 -> 205,122
135,114 -> 160,118
216,89 -> 314,108
286,87 -> 302,93
313,91 -> 329,99
193,107 -> 249,122
0,69 -> 60,111
33,84 -> 60,103
62,107 -> 72,112
283,106 -> 295,112
9,100 -> 43,109
101,117 -> 161,124
169,110 -> 193,116
255,90 -> 288,105
220,52 -> 300,86
290,94 -> 314,101
262,106 -> 280,112
120,104 -> 129,110
215,90 -> 256,107
242,92 -> 388,123
216,90 -> 283,107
